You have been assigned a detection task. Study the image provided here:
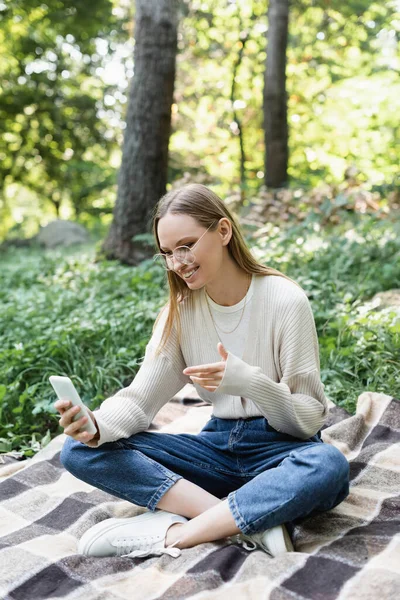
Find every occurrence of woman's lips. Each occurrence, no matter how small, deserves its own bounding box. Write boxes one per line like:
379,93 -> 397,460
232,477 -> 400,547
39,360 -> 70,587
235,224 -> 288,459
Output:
182,266 -> 200,280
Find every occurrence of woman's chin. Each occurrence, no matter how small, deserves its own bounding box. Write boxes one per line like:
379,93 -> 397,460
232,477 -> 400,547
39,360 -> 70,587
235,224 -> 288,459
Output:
187,279 -> 203,289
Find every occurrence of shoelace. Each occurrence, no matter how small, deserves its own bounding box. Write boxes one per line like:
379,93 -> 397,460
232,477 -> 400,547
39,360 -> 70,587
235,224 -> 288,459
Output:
231,534 -> 258,551
114,536 -> 182,559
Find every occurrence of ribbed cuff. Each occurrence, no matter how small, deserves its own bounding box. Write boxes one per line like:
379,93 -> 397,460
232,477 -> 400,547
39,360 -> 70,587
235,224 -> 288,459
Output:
216,352 -> 260,397
85,412 -> 115,447
88,404 -> 148,446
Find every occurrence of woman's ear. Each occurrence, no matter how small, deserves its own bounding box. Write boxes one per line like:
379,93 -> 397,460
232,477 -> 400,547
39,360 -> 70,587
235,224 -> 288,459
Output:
218,218 -> 232,246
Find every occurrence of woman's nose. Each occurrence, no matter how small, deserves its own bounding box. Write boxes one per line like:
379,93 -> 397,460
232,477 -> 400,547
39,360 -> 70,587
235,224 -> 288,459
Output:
169,254 -> 187,271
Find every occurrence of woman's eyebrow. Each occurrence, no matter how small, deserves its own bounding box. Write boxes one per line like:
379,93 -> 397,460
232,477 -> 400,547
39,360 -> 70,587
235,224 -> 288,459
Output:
160,236 -> 196,251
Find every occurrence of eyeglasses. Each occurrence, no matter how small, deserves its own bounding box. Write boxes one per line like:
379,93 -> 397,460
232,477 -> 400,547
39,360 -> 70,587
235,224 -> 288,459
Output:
154,222 -> 216,271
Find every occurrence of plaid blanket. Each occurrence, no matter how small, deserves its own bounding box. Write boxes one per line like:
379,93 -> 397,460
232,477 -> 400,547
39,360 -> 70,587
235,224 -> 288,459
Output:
0,389 -> 399,600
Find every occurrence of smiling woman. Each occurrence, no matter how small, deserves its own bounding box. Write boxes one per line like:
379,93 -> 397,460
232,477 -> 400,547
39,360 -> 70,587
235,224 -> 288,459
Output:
152,183 -> 301,352
58,183 -> 350,563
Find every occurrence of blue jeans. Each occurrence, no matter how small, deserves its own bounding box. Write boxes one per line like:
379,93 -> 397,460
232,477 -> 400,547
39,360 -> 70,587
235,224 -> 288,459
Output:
60,416 -> 350,535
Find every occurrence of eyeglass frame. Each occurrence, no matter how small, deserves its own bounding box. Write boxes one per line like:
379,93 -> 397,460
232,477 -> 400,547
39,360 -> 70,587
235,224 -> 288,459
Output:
154,221 -> 218,271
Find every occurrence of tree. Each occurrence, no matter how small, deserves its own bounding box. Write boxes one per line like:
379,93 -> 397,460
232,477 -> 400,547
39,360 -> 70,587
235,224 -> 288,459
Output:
102,0 -> 179,265
264,0 -> 289,188
0,0 -> 124,235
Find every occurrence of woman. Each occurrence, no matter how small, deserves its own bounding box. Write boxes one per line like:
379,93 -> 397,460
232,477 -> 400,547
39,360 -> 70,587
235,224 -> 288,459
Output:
56,184 -> 349,560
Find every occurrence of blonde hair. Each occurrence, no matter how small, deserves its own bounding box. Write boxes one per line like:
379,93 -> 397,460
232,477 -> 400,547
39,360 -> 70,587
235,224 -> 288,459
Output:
152,183 -> 301,355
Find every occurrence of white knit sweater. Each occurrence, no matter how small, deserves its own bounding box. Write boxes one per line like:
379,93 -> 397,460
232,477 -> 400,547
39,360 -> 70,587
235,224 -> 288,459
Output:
90,274 -> 328,446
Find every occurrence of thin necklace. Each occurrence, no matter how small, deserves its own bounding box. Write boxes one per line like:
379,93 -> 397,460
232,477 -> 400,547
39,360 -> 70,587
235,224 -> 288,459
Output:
205,274 -> 252,335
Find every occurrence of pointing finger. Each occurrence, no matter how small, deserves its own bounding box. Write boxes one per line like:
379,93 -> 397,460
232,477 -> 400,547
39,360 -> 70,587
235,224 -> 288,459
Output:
183,362 -> 224,375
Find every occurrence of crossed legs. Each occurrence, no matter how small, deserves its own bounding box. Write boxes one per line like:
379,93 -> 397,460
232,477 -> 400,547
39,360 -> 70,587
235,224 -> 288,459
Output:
61,430 -> 349,551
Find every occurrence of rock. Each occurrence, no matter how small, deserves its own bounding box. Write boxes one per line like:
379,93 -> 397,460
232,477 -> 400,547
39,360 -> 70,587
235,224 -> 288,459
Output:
0,237 -> 37,250
357,289 -> 400,318
370,289 -> 400,314
37,220 -> 90,248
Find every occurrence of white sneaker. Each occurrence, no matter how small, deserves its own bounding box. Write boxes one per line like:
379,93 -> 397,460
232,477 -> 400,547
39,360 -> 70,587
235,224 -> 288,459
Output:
232,523 -> 294,557
78,510 -> 188,558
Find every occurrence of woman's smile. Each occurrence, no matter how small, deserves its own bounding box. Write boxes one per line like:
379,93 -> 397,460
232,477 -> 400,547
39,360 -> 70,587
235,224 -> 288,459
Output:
181,266 -> 200,281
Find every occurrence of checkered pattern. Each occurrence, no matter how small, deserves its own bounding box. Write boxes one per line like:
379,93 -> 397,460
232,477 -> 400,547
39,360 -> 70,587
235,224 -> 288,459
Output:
1,388 -> 399,600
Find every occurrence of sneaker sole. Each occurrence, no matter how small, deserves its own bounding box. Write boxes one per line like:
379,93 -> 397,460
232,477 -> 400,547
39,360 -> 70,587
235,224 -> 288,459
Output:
263,525 -> 294,556
282,525 -> 294,552
78,510 -> 183,556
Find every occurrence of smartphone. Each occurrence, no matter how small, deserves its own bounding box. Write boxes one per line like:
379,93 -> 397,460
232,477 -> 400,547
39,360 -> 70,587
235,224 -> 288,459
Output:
49,375 -> 97,436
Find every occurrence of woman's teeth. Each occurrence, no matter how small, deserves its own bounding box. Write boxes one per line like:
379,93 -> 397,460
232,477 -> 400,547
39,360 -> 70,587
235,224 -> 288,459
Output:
183,267 -> 199,279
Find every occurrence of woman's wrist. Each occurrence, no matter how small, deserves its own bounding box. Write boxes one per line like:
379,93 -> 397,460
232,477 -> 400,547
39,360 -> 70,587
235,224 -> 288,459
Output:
89,412 -> 100,441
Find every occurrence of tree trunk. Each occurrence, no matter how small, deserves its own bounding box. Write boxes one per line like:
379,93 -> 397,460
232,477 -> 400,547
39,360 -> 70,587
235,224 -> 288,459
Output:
102,0 -> 178,264
264,0 -> 289,188
230,23 -> 250,202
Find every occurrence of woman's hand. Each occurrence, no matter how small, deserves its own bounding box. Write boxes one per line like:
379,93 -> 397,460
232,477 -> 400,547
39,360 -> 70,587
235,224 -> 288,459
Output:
183,343 -> 228,392
54,400 -> 99,444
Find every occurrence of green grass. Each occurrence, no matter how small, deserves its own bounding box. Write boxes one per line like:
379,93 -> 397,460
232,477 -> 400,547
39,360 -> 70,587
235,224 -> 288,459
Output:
246,214 -> 400,414
0,243 -> 167,456
1,213 -> 399,457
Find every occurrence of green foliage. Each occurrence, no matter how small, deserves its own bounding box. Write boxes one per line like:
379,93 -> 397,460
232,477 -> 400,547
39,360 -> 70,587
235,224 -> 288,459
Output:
0,0 -> 128,238
248,213 -> 400,411
1,212 -> 399,456
0,243 -> 167,456
170,0 -> 399,191
1,0 -> 399,239
287,1 -> 400,186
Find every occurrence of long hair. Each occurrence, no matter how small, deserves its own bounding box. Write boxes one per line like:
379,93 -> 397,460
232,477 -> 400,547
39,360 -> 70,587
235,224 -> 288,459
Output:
152,183 -> 301,355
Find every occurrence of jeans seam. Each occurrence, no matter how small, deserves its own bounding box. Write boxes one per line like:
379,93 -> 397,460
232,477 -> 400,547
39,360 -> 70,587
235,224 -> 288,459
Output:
192,461 -> 242,476
227,491 -> 247,532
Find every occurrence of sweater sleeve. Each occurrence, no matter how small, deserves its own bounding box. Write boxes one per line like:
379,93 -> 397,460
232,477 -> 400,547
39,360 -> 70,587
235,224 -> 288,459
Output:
215,291 -> 328,439
87,304 -> 191,447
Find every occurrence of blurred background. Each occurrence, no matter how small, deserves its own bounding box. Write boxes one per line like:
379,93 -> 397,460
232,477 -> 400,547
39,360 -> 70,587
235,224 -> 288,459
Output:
1,0 -> 399,242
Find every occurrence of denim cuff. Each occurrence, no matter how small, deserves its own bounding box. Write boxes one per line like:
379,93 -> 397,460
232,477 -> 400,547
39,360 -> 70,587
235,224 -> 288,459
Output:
147,474 -> 183,511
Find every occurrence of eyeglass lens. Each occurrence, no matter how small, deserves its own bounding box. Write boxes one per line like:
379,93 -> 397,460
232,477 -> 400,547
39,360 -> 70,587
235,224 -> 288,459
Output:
156,247 -> 195,270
